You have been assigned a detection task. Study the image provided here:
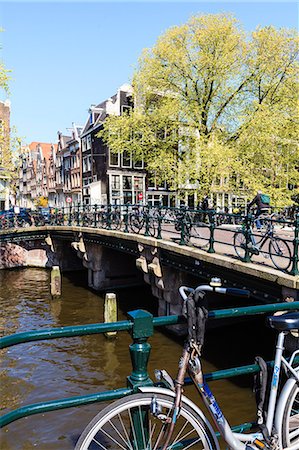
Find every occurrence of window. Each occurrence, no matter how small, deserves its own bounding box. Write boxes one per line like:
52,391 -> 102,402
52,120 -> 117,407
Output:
133,158 -> 143,169
87,135 -> 92,150
134,177 -> 143,190
82,137 -> 87,152
83,155 -> 92,172
109,149 -> 119,167
110,175 -> 121,202
123,191 -> 133,204
123,175 -> 133,204
122,150 -> 132,168
147,174 -> 156,190
123,176 -> 132,190
111,175 -> 120,190
121,105 -> 132,115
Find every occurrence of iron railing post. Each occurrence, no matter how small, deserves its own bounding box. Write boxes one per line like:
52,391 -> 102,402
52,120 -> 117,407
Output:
76,204 -> 80,226
243,214 -> 252,263
93,204 -> 98,228
179,208 -> 187,245
144,206 -> 150,237
127,309 -> 153,390
127,309 -> 153,449
157,205 -> 162,239
290,213 -> 299,275
207,210 -> 215,253
68,205 -> 72,226
106,205 -> 111,230
124,204 -> 129,233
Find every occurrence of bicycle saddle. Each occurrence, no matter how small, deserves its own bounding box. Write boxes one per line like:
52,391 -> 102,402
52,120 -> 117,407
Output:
267,312 -> 299,331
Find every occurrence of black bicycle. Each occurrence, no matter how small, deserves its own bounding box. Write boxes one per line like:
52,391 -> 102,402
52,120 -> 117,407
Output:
233,215 -> 292,271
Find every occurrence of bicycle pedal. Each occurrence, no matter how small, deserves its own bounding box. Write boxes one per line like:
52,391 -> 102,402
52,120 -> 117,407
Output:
253,439 -> 268,449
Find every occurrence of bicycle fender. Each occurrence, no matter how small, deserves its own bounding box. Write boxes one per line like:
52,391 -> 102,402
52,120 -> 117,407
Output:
274,377 -> 298,449
138,386 -> 220,450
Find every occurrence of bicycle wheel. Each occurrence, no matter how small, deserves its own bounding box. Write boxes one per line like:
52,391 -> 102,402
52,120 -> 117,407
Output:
282,383 -> 299,448
109,212 -> 122,230
269,237 -> 291,271
75,392 -> 218,450
147,218 -> 158,237
233,231 -> 246,259
129,214 -> 143,234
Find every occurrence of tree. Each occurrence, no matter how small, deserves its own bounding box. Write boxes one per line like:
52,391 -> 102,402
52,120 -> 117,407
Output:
100,13 -> 299,204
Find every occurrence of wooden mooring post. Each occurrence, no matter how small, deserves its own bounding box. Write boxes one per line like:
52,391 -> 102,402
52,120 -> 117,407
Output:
51,266 -> 61,298
104,293 -> 117,338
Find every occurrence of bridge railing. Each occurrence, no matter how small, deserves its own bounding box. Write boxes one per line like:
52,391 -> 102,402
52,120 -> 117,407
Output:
1,300 -> 299,432
1,204 -> 298,275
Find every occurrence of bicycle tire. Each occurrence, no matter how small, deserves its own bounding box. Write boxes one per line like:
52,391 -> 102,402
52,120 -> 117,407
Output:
75,392 -> 218,450
282,383 -> 299,448
269,237 -> 291,271
129,214 -> 143,234
233,231 -> 246,259
147,218 -> 158,237
109,212 -> 122,230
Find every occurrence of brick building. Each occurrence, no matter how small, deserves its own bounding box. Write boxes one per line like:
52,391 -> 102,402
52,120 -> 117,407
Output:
0,100 -> 11,210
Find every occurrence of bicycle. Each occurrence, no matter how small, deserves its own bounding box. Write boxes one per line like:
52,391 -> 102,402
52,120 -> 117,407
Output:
174,208 -> 202,243
233,216 -> 292,271
97,207 -> 122,231
129,206 -> 159,237
75,280 -> 299,450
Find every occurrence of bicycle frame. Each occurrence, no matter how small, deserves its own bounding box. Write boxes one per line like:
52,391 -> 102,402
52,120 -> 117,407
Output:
187,330 -> 299,450
161,284 -> 299,450
249,222 -> 273,249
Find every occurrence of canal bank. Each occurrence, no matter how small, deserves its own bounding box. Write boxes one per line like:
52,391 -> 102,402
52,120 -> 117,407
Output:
0,268 -> 277,449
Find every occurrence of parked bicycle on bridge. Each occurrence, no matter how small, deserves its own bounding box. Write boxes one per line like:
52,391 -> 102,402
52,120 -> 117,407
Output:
75,279 -> 299,450
233,214 -> 292,271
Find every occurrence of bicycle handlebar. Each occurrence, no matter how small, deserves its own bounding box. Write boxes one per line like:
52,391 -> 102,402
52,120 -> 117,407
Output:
179,285 -> 250,301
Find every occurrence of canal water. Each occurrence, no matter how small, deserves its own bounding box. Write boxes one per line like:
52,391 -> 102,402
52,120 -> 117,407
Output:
0,268 -> 276,449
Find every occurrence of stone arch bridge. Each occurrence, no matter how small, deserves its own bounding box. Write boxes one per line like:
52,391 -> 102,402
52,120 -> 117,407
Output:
0,225 -> 298,316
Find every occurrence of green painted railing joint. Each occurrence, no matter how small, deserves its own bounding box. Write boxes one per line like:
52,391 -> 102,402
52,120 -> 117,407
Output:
127,309 -> 154,390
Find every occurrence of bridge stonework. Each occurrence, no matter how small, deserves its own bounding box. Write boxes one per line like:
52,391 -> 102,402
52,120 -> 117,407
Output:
1,227 -> 298,311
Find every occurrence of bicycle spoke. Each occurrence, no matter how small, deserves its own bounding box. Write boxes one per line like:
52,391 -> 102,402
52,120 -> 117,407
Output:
98,425 -> 128,449
147,420 -> 157,450
138,405 -> 147,449
152,410 -> 171,450
171,420 -> 203,449
117,413 -> 135,450
91,437 -> 106,449
109,415 -> 134,450
128,407 -> 139,449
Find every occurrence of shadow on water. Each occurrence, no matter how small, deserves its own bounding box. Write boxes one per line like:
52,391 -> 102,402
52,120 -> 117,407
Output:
64,270 -> 277,383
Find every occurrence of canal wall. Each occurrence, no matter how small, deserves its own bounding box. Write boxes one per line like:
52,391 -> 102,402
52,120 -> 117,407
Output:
0,243 -> 48,269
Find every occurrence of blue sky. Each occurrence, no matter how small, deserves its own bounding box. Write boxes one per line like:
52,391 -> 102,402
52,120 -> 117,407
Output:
0,1 -> 298,144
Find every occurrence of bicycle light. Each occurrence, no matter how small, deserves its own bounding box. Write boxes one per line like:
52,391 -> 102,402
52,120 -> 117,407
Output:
210,277 -> 222,287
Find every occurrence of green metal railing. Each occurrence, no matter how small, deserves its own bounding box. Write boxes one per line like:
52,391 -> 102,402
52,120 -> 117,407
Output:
1,300 -> 298,431
1,204 -> 298,275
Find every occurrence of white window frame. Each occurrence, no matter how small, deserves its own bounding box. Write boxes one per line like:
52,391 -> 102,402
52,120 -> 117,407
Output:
122,150 -> 132,168
109,149 -> 120,167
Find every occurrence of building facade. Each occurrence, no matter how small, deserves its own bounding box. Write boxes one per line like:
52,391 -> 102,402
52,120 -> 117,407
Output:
18,142 -> 56,208
0,100 -> 11,210
80,84 -> 147,206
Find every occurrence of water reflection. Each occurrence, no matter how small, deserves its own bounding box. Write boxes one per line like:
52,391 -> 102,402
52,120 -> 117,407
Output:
0,268 -> 274,450
103,340 -> 121,388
